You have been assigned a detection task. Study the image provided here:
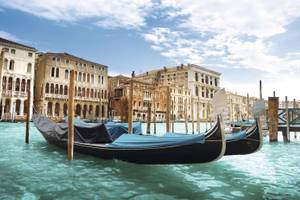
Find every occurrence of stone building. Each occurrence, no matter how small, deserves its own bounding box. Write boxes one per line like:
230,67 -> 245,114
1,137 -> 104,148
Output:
108,75 -> 169,122
135,64 -> 221,121
225,91 -> 258,121
34,52 -> 108,120
109,64 -> 220,122
0,37 -> 37,121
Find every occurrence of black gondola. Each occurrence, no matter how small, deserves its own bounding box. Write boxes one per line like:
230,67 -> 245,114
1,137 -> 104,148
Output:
33,114 -> 225,164
225,119 -> 263,155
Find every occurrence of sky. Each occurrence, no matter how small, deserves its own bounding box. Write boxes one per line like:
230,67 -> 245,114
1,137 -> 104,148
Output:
0,0 -> 300,100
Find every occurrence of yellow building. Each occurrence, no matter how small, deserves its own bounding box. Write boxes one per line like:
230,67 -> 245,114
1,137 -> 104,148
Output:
34,52 -> 108,120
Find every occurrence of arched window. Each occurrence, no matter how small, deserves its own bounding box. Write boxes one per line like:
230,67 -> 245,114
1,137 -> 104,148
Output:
26,80 -> 31,92
50,84 -> 54,94
56,68 -> 59,78
104,90 -> 107,99
9,60 -> 14,70
65,69 -> 69,79
51,67 -> 55,77
59,85 -> 63,95
21,79 -> 26,92
15,78 -> 20,91
101,76 -> 104,84
101,90 -> 104,99
78,72 -> 82,81
55,84 -> 59,94
82,88 -> 85,97
83,73 -> 86,82
78,87 -> 81,97
75,86 -> 77,96
87,74 -> 90,82
2,76 -> 7,91
45,83 -> 50,93
8,77 -> 13,90
64,85 -> 68,95
27,63 -> 32,73
195,86 -> 199,96
91,89 -> 94,98
87,88 -> 90,98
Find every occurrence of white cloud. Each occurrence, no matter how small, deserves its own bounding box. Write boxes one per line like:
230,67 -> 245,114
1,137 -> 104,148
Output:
0,31 -> 22,42
0,0 -> 153,29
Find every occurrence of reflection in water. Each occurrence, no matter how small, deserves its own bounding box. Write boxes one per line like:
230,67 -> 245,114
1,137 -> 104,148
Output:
0,122 -> 299,199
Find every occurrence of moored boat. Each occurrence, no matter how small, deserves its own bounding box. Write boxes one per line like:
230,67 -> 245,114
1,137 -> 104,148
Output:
224,119 -> 263,155
33,114 -> 225,164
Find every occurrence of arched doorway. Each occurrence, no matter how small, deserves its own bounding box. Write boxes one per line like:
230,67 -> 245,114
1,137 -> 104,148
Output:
24,100 -> 28,115
63,103 -> 68,116
101,105 -> 105,118
89,105 -> 93,115
75,104 -> 81,117
54,103 -> 60,116
83,104 -> 87,119
95,105 -> 100,117
4,99 -> 11,113
15,99 -> 21,115
47,102 -> 53,116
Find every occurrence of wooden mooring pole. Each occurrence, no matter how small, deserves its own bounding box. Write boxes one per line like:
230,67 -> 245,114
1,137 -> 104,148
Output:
67,70 -> 75,160
25,88 -> 31,144
184,98 -> 188,134
128,72 -> 134,134
146,102 -> 151,134
153,89 -> 156,134
166,86 -> 171,133
171,96 -> 175,133
284,96 -> 290,142
268,96 -> 279,142
259,80 -> 263,100
191,97 -> 194,134
196,96 -> 200,134
247,93 -> 250,121
293,99 -> 297,139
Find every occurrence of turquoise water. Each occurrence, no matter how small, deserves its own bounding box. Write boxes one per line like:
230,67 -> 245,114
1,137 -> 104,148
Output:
0,122 -> 300,200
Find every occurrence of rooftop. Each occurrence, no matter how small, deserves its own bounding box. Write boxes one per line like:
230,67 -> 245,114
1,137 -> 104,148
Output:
136,64 -> 221,77
40,52 -> 108,68
0,37 -> 37,52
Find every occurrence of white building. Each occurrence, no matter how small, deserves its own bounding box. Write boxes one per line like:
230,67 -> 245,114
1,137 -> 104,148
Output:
135,64 -> 221,121
0,37 -> 37,121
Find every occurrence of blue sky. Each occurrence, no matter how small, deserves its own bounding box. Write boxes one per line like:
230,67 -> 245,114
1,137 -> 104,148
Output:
1,0 -> 300,100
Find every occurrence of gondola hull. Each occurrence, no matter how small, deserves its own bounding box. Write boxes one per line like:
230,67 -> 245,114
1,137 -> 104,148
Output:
225,120 -> 262,155
34,115 -> 226,164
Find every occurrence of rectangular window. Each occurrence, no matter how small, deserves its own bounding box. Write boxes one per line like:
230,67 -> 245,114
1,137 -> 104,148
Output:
11,49 -> 16,54
28,52 -> 33,57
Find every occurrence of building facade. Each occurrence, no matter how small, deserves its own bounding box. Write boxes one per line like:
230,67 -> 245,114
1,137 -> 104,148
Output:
135,64 -> 221,121
109,64 -> 221,122
225,91 -> 258,121
0,37 -> 37,121
34,53 -> 108,121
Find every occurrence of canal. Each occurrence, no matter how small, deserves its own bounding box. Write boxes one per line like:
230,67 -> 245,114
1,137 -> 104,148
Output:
0,122 -> 299,199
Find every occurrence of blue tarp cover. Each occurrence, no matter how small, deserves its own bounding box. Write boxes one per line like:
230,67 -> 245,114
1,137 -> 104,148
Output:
225,130 -> 247,141
107,133 -> 205,149
65,118 -> 142,140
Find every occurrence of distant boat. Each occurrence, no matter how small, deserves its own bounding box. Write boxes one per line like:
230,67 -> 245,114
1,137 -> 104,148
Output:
33,114 -> 225,164
225,119 -> 263,155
